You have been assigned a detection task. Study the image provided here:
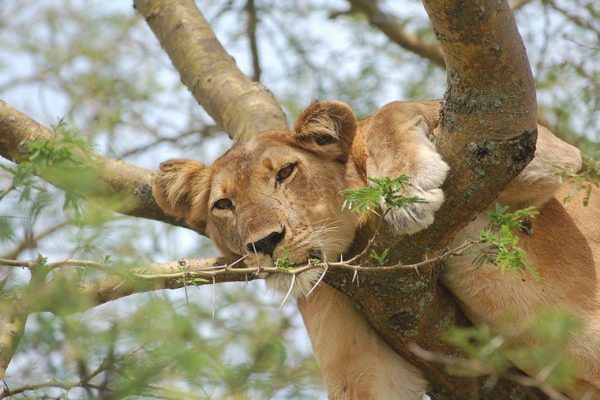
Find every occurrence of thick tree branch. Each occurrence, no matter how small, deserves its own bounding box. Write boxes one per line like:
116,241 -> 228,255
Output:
347,0 -> 533,70
4,257 -> 252,315
0,101 -> 182,227
133,0 -> 287,141
326,1 -> 539,398
346,0 -> 570,142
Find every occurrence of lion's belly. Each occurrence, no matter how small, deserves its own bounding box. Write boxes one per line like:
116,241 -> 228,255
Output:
442,189 -> 600,395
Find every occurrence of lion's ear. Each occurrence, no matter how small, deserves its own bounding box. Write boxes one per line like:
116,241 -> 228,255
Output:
293,100 -> 357,162
152,159 -> 211,233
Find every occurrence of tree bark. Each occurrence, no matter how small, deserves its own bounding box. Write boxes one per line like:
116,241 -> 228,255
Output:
347,0 -> 569,142
325,0 -> 538,398
133,0 -> 287,141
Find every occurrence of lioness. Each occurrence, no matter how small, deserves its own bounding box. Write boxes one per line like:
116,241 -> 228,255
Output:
153,100 -> 599,399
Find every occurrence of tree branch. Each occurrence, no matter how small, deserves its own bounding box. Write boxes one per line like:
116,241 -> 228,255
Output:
133,0 -> 287,141
325,1 -> 539,398
543,0 -> 600,37
510,0 -> 534,11
0,238 -> 475,315
2,221 -> 70,259
346,0 -> 571,142
246,0 -> 262,82
4,256 -> 252,315
347,0 -> 446,68
0,101 -> 183,228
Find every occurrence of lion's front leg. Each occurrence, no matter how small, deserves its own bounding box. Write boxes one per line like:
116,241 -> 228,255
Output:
365,113 -> 449,235
298,284 -> 426,400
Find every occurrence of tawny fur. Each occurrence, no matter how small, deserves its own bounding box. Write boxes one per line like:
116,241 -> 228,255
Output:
153,99 -> 597,399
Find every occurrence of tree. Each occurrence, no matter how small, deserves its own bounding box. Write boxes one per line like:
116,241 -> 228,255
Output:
0,0 -> 598,398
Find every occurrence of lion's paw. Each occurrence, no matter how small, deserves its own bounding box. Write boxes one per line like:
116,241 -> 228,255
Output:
382,185 -> 444,235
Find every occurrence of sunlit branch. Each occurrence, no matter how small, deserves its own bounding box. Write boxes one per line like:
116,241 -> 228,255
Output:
133,0 -> 287,141
0,101 -> 184,228
344,0 -> 571,142
510,0 -> 535,11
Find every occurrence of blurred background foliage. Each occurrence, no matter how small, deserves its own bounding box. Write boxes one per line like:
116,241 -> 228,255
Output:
0,0 -> 598,398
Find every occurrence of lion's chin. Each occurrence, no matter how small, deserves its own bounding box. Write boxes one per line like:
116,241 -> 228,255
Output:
244,249 -> 334,299
265,268 -> 325,299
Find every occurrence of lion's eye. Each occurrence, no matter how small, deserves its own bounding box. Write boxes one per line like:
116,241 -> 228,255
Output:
212,198 -> 233,210
276,163 -> 296,183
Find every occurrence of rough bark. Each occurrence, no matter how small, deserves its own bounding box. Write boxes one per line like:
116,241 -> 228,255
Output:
325,0 -> 538,398
347,0 -> 568,142
0,100 -> 181,227
133,0 -> 287,141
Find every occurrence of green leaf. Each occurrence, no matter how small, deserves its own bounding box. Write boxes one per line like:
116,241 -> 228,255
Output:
478,204 -> 540,278
341,175 -> 425,218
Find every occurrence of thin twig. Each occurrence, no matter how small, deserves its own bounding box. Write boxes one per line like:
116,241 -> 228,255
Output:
0,240 -> 476,281
278,273 -> 296,310
306,263 -> 328,297
245,0 -> 262,81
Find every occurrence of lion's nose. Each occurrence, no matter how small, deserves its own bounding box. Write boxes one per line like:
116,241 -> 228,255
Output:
247,229 -> 285,256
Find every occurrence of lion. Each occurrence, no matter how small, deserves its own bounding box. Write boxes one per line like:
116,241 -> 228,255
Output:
152,99 -> 599,399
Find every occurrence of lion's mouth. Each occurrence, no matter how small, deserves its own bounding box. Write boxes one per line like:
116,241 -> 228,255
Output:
308,249 -> 324,262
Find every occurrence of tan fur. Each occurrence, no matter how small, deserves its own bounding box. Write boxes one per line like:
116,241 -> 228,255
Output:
153,99 -> 597,399
298,284 -> 426,399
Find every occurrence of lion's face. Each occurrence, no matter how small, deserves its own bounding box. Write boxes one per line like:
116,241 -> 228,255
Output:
153,101 -> 363,277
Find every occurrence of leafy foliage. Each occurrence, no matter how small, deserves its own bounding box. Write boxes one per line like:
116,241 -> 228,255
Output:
476,204 -> 539,276
3,121 -> 93,217
560,153 -> 600,206
370,248 -> 389,266
342,175 -> 425,217
274,252 -> 292,271
445,309 -> 582,390
15,293 -> 320,399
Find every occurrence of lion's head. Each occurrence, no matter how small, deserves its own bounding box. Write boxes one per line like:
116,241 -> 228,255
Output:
153,101 -> 365,293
